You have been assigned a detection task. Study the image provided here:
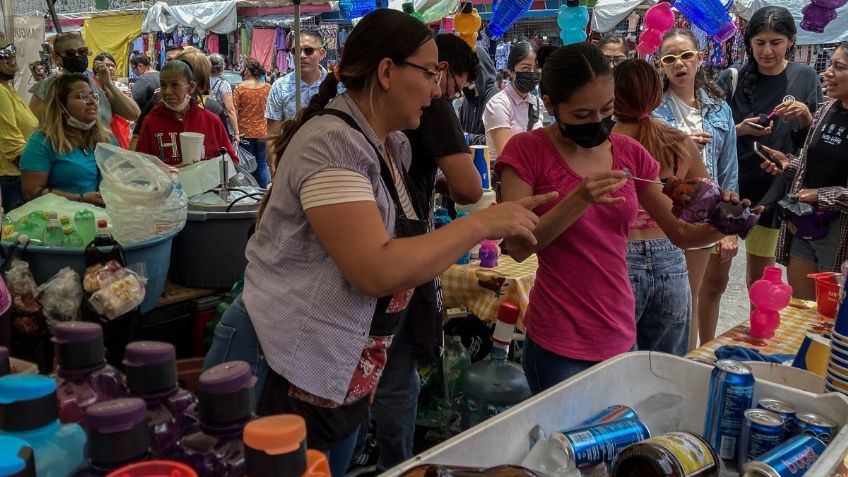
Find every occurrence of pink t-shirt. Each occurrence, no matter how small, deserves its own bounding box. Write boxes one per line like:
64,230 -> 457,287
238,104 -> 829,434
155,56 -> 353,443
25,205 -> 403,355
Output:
495,129 -> 660,361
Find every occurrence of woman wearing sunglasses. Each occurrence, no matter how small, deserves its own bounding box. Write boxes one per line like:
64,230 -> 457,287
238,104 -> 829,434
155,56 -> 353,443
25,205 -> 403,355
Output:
714,6 -> 822,295
652,29 -> 738,350
28,32 -> 139,128
20,73 -> 116,206
0,41 -> 38,210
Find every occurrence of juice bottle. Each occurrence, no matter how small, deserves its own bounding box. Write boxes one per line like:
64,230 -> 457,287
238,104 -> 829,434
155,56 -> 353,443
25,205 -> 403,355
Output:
52,321 -> 128,424
172,361 -> 256,477
75,398 -> 151,476
0,374 -> 87,476
243,415 -> 330,477
123,341 -> 198,458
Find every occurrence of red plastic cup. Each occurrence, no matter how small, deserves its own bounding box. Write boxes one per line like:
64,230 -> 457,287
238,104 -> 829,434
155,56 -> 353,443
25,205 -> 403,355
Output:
808,272 -> 841,319
106,461 -> 198,477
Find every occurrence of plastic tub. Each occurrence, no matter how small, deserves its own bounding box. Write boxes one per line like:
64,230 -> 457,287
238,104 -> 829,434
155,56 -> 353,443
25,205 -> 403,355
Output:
808,272 -> 842,318
1,231 -> 177,313
383,352 -> 848,476
169,209 -> 255,289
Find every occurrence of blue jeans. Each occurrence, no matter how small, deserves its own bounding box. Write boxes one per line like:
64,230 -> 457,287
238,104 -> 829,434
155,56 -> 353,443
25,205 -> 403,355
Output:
371,313 -> 420,471
329,427 -> 360,477
243,138 -> 270,188
203,295 -> 268,402
523,337 -> 599,394
626,238 -> 691,356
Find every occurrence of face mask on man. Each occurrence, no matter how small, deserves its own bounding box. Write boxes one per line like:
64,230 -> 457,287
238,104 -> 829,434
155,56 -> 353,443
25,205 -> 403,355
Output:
61,55 -> 89,74
555,115 -> 615,149
513,71 -> 541,94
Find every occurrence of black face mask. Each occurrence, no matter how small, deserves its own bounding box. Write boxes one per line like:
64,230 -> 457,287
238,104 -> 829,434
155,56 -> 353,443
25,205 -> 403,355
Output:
513,71 -> 541,94
61,55 -> 88,73
556,116 -> 615,149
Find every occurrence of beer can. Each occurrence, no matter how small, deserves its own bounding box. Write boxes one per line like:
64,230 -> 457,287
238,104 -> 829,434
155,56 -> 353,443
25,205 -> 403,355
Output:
757,398 -> 797,437
738,409 -> 785,468
739,435 -> 826,476
794,412 -> 838,445
580,404 -> 638,426
470,145 -> 490,189
562,418 -> 650,468
704,360 -> 755,462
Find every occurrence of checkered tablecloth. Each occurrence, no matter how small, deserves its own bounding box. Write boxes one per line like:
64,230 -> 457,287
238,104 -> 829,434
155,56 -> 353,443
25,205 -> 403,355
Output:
440,255 -> 538,327
687,301 -> 834,361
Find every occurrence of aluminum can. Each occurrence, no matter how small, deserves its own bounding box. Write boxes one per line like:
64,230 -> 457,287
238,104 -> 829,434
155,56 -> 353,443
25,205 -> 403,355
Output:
562,418 -> 650,468
738,409 -> 785,468
704,360 -> 755,462
580,404 -> 638,426
757,398 -> 797,437
794,412 -> 838,445
739,435 -> 826,476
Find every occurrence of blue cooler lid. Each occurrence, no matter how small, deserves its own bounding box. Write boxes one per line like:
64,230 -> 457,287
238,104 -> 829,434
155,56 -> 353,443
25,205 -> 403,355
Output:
0,375 -> 59,432
0,435 -> 35,476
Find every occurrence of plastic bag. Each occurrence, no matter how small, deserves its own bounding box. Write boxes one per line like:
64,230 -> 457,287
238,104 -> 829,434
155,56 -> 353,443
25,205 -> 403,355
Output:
38,267 -> 83,329
88,264 -> 147,320
5,260 -> 40,314
0,274 -> 11,316
83,260 -> 124,294
236,142 -> 258,173
95,143 -> 187,243
227,161 -> 260,188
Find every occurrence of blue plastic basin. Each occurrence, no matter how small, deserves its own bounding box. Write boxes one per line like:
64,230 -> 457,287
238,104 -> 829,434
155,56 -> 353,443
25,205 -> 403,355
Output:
2,231 -> 177,313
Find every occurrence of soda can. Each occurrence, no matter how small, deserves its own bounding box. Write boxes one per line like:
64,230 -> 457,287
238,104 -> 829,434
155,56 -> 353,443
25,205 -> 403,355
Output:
794,412 -> 838,445
704,360 -> 755,462
757,398 -> 797,438
740,435 -> 826,476
463,132 -> 470,145
738,409 -> 785,468
470,145 -> 490,189
580,404 -> 639,426
561,418 -> 650,468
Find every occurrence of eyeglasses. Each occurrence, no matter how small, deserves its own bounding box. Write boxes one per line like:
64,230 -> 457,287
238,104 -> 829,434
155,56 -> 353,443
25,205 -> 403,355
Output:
0,45 -> 16,59
659,50 -> 698,65
399,60 -> 443,85
604,55 -> 627,66
72,91 -> 100,104
59,47 -> 91,59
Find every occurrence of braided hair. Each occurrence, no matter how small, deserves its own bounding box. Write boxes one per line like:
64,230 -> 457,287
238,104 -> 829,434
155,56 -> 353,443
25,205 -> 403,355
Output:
741,6 -> 797,108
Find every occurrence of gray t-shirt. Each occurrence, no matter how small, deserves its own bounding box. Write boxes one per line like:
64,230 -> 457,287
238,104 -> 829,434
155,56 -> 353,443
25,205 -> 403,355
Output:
29,74 -> 113,127
132,71 -> 160,110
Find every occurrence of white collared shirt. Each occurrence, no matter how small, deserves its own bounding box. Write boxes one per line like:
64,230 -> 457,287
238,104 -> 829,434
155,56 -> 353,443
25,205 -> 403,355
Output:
482,82 -> 544,160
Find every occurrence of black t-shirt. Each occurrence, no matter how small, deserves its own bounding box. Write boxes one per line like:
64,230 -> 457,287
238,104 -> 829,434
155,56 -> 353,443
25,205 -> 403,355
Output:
805,102 -> 848,189
717,62 -> 822,215
131,71 -> 159,110
404,96 -> 471,216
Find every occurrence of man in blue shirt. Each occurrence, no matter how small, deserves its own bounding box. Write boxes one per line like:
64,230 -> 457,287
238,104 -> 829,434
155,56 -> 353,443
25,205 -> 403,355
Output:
264,31 -> 326,167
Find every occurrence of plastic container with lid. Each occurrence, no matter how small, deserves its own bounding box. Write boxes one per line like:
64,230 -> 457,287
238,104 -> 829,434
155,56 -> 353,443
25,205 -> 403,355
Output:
172,361 -> 256,477
105,461 -> 197,477
75,398 -> 150,476
0,436 -> 35,477
52,321 -> 128,424
123,341 -> 198,458
0,374 -> 87,476
243,415 -> 330,477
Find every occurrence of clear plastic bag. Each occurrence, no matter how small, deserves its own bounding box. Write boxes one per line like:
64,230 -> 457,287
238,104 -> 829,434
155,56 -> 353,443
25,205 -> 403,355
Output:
236,142 -> 258,173
88,263 -> 147,320
5,260 -> 40,313
227,161 -> 260,188
38,267 -> 83,329
83,260 -> 124,294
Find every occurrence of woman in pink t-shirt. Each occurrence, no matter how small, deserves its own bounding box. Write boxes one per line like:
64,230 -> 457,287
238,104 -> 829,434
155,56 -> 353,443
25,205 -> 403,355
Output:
495,43 -> 745,393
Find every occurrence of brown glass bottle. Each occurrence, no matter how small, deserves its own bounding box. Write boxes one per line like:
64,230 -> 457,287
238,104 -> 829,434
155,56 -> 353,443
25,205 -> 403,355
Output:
611,432 -> 720,477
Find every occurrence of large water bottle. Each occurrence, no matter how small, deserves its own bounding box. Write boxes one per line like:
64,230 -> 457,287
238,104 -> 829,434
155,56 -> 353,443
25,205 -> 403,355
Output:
338,0 -> 375,21
486,0 -> 534,39
672,0 -> 737,42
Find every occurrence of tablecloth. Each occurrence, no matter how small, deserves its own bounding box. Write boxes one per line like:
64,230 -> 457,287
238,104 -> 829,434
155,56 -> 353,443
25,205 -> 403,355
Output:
687,300 -> 833,361
440,254 -> 538,327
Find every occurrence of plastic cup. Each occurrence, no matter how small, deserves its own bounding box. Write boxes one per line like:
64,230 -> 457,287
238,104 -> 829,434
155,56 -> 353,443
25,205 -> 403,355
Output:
831,333 -> 848,350
179,133 -> 205,164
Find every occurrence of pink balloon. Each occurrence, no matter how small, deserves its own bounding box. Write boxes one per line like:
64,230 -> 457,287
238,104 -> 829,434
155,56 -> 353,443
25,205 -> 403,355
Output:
643,2 -> 675,32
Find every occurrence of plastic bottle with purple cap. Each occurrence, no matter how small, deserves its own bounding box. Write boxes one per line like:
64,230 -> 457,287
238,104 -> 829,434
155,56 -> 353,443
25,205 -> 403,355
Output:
74,398 -> 151,476
123,341 -> 198,458
0,374 -> 87,476
0,435 -> 36,477
52,321 -> 128,424
172,361 -> 256,477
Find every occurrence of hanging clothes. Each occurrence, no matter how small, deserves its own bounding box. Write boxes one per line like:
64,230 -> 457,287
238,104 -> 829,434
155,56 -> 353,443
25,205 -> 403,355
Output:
274,27 -> 288,72
82,14 -> 144,77
250,28 -> 277,71
207,34 -> 220,54
241,26 -> 252,59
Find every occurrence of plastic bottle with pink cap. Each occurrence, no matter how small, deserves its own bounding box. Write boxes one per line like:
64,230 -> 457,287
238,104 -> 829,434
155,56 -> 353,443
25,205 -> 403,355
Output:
172,361 -> 256,477
123,341 -> 198,458
52,321 -> 128,424
243,415 -> 330,477
74,398 -> 150,476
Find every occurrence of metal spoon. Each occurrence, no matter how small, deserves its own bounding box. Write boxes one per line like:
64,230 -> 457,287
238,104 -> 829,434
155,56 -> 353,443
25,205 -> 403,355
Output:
622,168 -> 664,185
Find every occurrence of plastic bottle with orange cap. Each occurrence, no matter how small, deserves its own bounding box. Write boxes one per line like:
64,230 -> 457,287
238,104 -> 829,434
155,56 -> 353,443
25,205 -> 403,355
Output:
243,415 -> 331,477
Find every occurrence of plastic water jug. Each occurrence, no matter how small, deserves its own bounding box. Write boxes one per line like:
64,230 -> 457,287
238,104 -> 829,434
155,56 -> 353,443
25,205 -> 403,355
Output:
749,266 -> 792,339
75,398 -> 150,476
0,374 -> 87,477
486,0 -> 533,39
243,415 -> 330,477
455,2 -> 482,49
123,341 -> 198,459
672,0 -> 737,42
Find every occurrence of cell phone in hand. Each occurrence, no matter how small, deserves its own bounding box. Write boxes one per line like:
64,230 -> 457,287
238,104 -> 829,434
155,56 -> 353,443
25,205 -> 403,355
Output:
754,142 -> 783,170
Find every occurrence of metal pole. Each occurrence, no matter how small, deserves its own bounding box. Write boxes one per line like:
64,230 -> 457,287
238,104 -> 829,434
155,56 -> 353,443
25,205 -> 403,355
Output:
1,0 -> 13,44
46,0 -> 62,33
294,0 -> 301,111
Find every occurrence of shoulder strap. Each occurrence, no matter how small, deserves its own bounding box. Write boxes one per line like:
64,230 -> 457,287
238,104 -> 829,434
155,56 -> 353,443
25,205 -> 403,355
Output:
311,108 -> 410,218
730,67 -> 738,99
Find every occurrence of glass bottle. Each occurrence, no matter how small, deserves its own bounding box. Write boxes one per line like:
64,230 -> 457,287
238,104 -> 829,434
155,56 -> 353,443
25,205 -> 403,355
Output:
52,321 -> 128,424
123,341 -> 198,458
42,212 -> 64,247
75,398 -> 151,476
173,361 -> 256,477
243,415 -> 330,477
610,432 -> 719,477
0,374 -> 87,476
